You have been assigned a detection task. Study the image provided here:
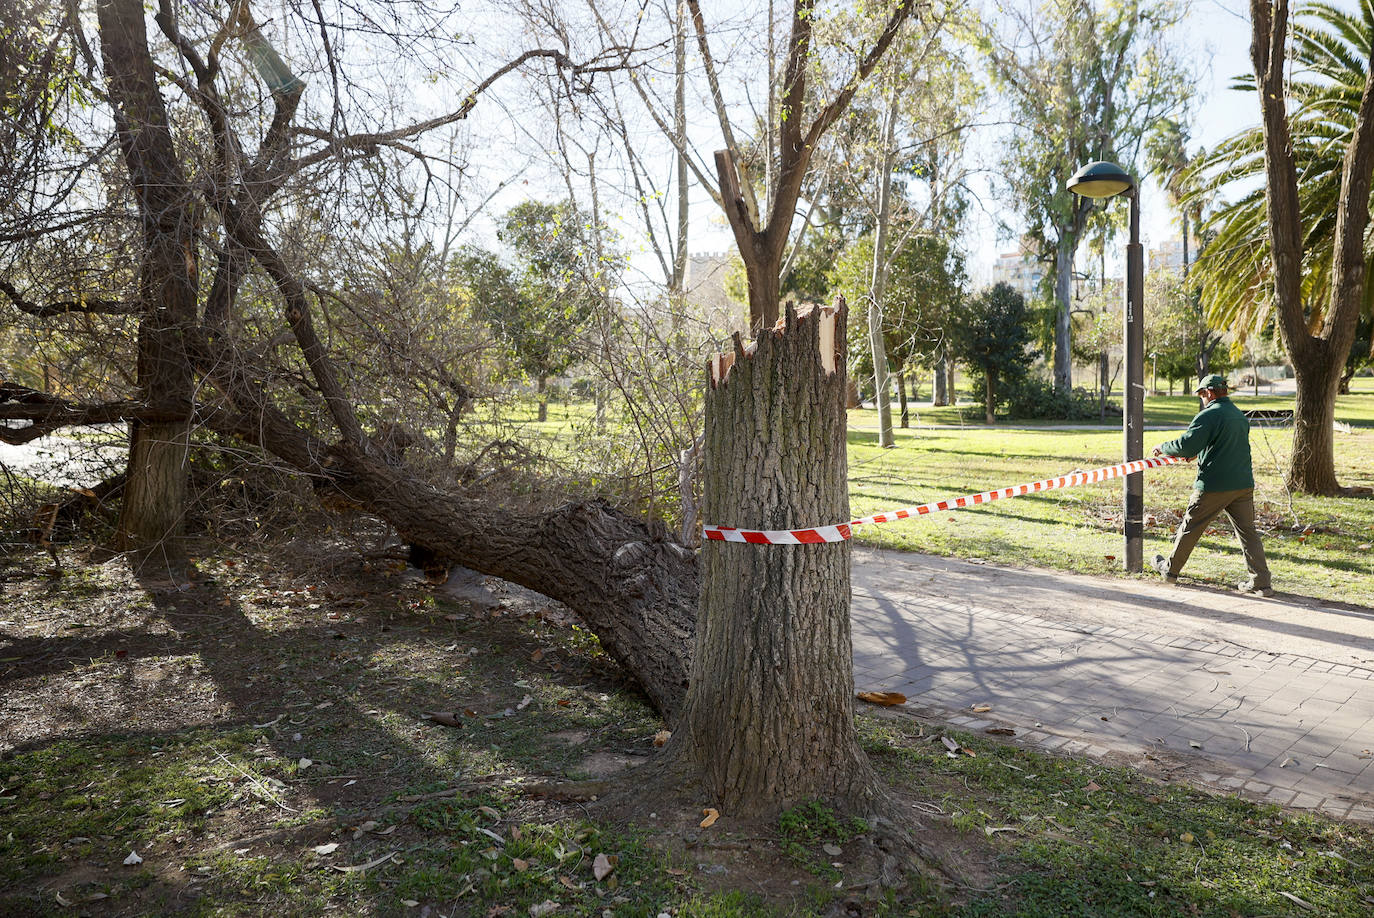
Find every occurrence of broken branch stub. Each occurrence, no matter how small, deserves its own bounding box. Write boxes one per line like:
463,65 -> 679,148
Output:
708,299 -> 842,389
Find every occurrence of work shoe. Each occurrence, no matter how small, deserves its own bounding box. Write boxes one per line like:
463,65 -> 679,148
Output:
1152,554 -> 1177,584
1238,580 -> 1274,598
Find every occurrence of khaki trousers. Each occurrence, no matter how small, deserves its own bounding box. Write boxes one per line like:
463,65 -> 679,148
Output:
1165,487 -> 1271,588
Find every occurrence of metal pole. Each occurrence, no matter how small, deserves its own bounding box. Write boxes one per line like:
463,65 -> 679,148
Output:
1123,188 -> 1145,572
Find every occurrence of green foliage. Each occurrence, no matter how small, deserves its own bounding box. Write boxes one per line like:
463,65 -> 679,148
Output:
949,282 -> 1038,418
998,375 -> 1113,421
982,0 -> 1193,383
1145,273 -> 1233,388
831,232 -> 967,376
459,200 -> 610,388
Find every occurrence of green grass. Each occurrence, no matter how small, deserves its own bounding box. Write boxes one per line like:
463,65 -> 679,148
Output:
860,717 -> 1374,917
843,386 -> 1374,605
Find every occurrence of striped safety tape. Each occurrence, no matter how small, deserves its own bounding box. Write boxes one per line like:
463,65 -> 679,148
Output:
703,455 -> 1187,544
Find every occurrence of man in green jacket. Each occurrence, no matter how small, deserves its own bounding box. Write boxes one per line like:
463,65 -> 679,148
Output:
1151,374 -> 1273,596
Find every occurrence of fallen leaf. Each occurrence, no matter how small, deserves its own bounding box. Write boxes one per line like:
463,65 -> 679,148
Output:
556,699 -> 571,706
653,730 -> 672,747
375,825 -> 397,836
699,808 -> 720,828
530,649 -> 545,662
667,867 -> 686,876
856,691 -> 907,706
1280,756 -> 1297,768
593,852 -> 617,881
298,757 -> 313,769
478,805 -> 501,819
941,736 -> 961,753
960,747 -> 977,757
1179,832 -> 1195,844
425,711 -> 463,727
1083,781 -> 1101,793
402,901 -> 420,908
517,695 -> 534,711
123,850 -> 143,866
559,875 -> 578,890
513,858 -> 530,872
314,843 -> 339,855
352,821 -> 377,840
821,843 -> 842,856
984,826 -> 1018,836
529,901 -> 558,918
511,826 -> 523,841
1188,741 -> 1202,749
971,704 -> 992,713
55,891 -> 72,907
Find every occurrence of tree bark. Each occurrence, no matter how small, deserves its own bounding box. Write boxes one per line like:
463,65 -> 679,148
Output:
897,369 -> 909,428
932,352 -> 948,406
537,374 -> 549,423
98,0 -> 198,562
984,374 -> 996,425
665,300 -> 881,816
1053,239 -> 1074,393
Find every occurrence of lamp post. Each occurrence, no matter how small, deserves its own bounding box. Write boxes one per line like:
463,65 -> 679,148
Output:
1068,160 -> 1144,573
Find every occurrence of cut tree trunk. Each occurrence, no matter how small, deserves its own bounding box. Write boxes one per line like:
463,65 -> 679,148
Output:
663,300 -> 882,816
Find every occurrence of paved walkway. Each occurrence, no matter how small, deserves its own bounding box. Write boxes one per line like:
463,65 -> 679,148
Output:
850,547 -> 1374,822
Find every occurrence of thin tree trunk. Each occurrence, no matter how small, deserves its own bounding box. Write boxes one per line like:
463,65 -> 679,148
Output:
667,300 -> 881,815
897,369 -> 909,428
537,375 -> 549,423
985,374 -> 995,424
933,352 -> 948,406
868,76 -> 899,448
1053,239 -> 1075,393
946,360 -> 956,404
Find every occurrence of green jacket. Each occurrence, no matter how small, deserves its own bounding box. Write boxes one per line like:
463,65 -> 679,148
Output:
1158,396 -> 1255,492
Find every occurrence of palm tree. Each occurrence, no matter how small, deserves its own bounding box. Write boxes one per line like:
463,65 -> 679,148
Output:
1187,0 -> 1374,494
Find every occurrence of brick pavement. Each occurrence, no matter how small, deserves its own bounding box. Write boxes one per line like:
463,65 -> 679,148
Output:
850,547 -> 1374,822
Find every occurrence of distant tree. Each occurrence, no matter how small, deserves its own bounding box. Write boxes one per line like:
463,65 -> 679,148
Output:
832,233 -> 965,426
982,0 -> 1192,395
950,282 -> 1036,423
1145,273 -> 1232,392
465,201 -> 604,422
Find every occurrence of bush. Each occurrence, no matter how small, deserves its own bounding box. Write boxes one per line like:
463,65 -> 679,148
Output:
998,375 -> 1118,421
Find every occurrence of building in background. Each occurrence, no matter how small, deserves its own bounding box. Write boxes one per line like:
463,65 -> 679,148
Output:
991,243 -> 1044,301
1148,237 -> 1187,275
682,252 -> 747,337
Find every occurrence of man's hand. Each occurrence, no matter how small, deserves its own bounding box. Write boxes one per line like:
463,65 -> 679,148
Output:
1152,446 -> 1163,457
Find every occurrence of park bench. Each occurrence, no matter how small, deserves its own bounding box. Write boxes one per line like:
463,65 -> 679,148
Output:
1243,408 -> 1294,425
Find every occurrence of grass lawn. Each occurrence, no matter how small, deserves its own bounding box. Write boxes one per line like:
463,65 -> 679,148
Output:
841,383 -> 1374,606
2,545 -> 1371,916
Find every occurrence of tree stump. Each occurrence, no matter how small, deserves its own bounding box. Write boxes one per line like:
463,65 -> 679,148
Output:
670,298 -> 881,815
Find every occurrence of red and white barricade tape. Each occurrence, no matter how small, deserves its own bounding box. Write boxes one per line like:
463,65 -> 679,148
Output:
703,455 -> 1186,544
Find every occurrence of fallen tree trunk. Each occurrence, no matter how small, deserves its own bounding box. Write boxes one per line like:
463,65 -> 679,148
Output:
200,379 -> 699,720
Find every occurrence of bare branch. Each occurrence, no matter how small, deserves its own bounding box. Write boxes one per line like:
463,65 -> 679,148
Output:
0,279 -> 140,317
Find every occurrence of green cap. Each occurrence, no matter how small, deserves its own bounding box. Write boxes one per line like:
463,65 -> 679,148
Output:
1195,374 -> 1228,392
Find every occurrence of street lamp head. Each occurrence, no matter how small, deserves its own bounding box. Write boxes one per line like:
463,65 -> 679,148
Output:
1067,160 -> 1135,199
